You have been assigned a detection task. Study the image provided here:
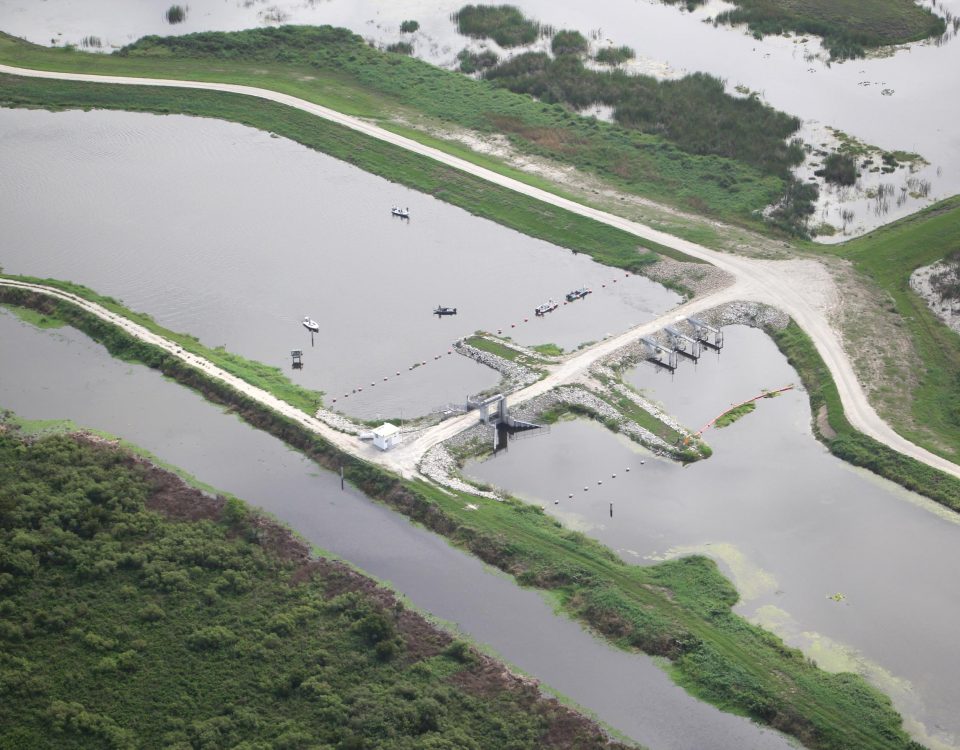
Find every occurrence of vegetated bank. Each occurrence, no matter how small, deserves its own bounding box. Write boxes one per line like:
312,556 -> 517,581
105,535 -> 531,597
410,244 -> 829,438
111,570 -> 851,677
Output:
1,28 -> 792,235
0,421 -> 633,750
819,196 -> 960,466
771,320 -> 960,512
665,0 -> 946,59
0,285 -> 925,750
0,68 -> 679,275
0,275 -> 324,414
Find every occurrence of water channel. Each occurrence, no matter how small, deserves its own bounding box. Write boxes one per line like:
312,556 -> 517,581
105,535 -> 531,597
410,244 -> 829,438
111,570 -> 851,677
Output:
0,308 -> 795,750
0,107 -> 678,419
467,325 -> 960,750
2,0 -> 959,237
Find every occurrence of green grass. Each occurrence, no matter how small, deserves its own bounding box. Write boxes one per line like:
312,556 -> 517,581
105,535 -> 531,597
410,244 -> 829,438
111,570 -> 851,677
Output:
820,196 -> 960,465
0,278 -> 324,415
714,401 -> 756,428
1,302 -> 66,329
0,427 -> 629,750
464,335 -> 546,365
685,0 -> 947,58
531,342 -> 564,356
0,27 -> 790,235
0,283 -> 925,750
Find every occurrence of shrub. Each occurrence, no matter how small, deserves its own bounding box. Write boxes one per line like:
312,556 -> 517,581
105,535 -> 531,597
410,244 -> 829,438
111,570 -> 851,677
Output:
551,29 -> 588,56
165,5 -> 186,24
594,45 -> 634,65
186,625 -> 238,651
385,41 -> 414,55
815,152 -> 857,186
453,5 -> 541,47
456,48 -> 499,74
400,20 -> 420,33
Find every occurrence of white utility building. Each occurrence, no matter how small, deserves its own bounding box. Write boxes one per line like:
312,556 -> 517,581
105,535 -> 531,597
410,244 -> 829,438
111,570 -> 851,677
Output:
372,423 -> 401,451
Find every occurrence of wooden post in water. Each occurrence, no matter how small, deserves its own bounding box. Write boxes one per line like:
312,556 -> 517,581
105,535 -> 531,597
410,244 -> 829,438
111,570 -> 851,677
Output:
340,465 -> 344,491
609,502 -> 613,518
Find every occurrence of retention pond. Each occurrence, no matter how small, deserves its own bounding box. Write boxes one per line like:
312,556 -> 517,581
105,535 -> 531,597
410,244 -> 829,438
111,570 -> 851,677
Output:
0,107 -> 678,419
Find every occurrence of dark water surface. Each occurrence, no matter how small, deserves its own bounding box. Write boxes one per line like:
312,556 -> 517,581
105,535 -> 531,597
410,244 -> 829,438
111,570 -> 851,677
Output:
0,310 -> 795,750
0,108 -> 677,418
467,326 -> 960,749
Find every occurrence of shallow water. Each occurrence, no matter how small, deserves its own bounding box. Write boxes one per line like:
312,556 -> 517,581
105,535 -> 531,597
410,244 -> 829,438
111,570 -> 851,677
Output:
0,308 -> 794,750
467,326 -> 960,749
2,0 -> 959,237
0,107 -> 678,418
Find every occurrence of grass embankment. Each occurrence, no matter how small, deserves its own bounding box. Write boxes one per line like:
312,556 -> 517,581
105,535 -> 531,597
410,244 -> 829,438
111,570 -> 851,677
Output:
0,71 -> 681,275
772,320 -> 960,512
0,278 -> 324,415
0,288 -> 924,750
823,196 -> 960,466
464,334 -> 547,366
0,426 -> 631,750
0,27 -> 787,234
671,0 -> 946,58
0,303 -> 66,329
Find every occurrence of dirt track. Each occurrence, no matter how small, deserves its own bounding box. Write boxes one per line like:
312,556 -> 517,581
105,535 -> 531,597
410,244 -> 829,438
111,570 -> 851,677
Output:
2,63 -> 957,481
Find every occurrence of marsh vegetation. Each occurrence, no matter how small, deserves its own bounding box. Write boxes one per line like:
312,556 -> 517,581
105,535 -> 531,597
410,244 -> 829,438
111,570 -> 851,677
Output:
0,425 -> 632,749
666,0 -> 946,59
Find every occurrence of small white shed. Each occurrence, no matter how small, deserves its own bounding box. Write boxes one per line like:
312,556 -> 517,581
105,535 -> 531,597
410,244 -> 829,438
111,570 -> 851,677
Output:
372,423 -> 401,451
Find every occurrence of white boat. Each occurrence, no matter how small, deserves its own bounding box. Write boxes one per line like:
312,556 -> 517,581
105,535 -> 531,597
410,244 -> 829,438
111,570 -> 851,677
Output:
302,316 -> 320,333
534,299 -> 559,316
391,206 -> 410,218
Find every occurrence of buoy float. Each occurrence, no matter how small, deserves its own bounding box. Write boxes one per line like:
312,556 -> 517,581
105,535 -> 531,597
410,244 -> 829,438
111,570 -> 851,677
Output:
568,493 -> 573,499
641,460 -> 645,465
396,371 -> 400,376
598,480 -> 603,485
626,467 -> 630,472
383,377 -> 388,381
554,500 -> 559,505
612,473 -> 617,478
584,486 -> 589,491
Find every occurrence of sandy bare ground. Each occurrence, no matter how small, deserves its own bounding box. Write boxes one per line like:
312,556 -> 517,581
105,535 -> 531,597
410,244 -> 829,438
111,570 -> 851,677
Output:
1,64 -> 957,481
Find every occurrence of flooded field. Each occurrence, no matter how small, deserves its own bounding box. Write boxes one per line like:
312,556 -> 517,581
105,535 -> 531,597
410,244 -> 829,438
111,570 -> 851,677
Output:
0,107 -> 678,418
467,326 -> 960,750
0,308 -> 795,750
2,0 -> 959,237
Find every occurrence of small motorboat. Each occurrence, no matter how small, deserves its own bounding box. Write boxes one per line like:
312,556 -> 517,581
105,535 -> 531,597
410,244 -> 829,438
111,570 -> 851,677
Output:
565,287 -> 592,302
534,299 -> 559,316
434,306 -> 457,316
391,206 -> 411,219
302,316 -> 320,333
